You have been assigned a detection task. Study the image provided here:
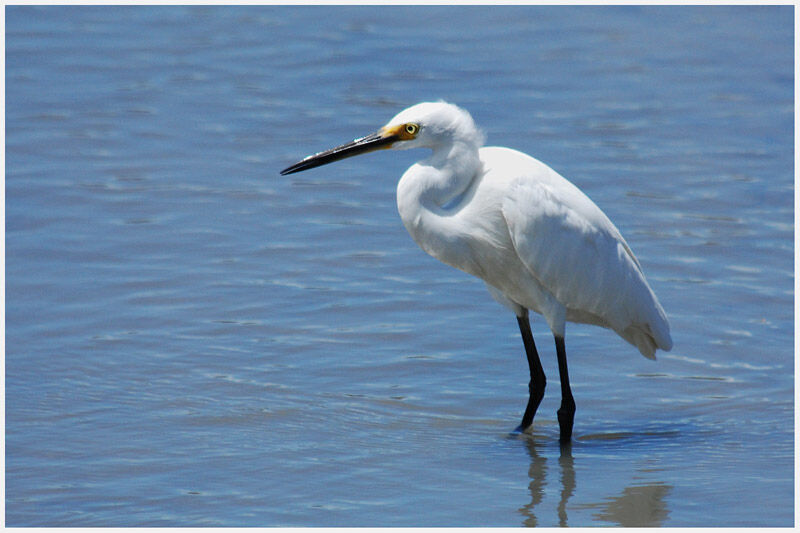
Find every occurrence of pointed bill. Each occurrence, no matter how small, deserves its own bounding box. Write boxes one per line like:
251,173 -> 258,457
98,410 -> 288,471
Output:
280,130 -> 399,175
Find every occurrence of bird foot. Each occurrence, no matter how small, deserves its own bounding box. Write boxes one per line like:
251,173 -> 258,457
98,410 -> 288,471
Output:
557,409 -> 574,443
513,423 -> 532,435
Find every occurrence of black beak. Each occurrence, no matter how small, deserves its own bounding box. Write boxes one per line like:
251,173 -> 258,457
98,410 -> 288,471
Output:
280,131 -> 399,175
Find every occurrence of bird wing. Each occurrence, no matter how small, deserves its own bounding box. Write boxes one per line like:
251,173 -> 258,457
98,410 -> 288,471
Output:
501,175 -> 671,358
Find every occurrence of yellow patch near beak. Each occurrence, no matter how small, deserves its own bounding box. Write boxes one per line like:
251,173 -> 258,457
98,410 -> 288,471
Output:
381,123 -> 419,141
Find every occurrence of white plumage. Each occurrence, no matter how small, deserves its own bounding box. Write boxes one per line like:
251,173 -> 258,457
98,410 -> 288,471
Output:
282,101 -> 672,441
390,102 -> 671,358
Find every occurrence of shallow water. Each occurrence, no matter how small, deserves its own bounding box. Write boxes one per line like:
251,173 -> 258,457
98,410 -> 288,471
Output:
5,5 -> 794,526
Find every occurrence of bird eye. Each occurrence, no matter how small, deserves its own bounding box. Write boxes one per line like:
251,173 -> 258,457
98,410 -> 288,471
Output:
405,123 -> 419,136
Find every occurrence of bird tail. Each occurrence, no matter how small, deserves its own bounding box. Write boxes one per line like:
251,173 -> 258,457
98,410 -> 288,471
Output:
621,303 -> 673,360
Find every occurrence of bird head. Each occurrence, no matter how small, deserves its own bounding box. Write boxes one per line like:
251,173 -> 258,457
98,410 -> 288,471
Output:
280,101 -> 483,175
381,101 -> 483,151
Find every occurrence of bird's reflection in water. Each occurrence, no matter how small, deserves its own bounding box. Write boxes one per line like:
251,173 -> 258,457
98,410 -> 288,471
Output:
518,436 -> 546,527
517,433 -> 672,527
592,482 -> 672,526
518,436 -> 575,527
557,442 -> 575,526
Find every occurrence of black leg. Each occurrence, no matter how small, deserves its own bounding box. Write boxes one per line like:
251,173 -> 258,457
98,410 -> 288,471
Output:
516,312 -> 546,432
555,335 -> 576,443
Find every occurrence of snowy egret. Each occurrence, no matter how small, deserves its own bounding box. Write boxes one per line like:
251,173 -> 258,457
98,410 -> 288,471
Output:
281,102 -> 672,442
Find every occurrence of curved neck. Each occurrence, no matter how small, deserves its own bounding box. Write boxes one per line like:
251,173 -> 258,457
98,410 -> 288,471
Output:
396,140 -> 482,272
415,140 -> 481,209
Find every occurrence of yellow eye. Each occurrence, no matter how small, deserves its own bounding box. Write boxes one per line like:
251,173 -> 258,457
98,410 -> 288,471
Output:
404,123 -> 419,136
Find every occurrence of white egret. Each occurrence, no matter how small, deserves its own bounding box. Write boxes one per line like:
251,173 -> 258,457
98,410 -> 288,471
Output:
281,102 -> 672,442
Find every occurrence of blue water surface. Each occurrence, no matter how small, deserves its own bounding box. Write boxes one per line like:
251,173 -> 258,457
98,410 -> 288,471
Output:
6,5 -> 794,526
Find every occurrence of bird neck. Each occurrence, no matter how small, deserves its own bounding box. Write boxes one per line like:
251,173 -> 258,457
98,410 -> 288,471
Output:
414,140 -> 482,208
396,140 -> 482,271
